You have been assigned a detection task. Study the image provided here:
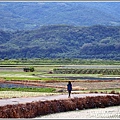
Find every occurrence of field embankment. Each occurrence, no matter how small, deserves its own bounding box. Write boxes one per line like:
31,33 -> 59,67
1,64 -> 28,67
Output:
0,94 -> 120,118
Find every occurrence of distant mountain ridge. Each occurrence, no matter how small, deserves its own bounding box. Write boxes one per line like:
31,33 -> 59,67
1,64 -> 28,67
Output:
1,2 -> 120,60
0,25 -> 120,60
0,2 -> 120,30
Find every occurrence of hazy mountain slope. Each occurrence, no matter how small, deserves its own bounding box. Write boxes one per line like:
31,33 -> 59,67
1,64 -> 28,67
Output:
0,25 -> 120,60
0,2 -> 120,30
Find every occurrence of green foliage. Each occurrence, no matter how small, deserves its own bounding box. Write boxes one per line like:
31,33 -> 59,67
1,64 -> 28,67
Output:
0,58 -> 120,65
0,25 -> 120,60
0,2 -> 120,30
0,87 -> 56,93
23,67 -> 35,72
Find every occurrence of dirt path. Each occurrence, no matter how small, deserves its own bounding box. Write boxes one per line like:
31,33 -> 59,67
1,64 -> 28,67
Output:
0,93 -> 118,107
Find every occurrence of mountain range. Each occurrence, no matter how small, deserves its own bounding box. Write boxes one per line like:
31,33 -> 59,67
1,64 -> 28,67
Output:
0,25 -> 120,60
0,2 -> 120,30
0,2 -> 120,60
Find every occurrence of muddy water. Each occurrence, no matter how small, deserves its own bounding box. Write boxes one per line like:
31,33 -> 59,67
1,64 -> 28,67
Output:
35,106 -> 120,119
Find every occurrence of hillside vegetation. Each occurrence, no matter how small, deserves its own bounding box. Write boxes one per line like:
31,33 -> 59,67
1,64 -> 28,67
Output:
0,25 -> 120,60
0,2 -> 120,30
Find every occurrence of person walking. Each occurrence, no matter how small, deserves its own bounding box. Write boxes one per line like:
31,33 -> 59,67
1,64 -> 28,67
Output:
67,81 -> 72,98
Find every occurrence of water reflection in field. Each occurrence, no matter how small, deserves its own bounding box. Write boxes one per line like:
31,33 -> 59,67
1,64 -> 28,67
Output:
0,83 -> 42,88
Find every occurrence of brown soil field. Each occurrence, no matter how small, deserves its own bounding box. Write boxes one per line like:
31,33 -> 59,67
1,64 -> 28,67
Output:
1,79 -> 120,91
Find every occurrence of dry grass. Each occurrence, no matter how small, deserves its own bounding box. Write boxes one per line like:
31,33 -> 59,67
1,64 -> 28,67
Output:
0,91 -> 59,99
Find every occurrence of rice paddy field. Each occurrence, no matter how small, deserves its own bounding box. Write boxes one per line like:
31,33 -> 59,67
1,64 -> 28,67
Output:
0,64 -> 120,80
0,59 -> 120,96
0,64 -> 120,99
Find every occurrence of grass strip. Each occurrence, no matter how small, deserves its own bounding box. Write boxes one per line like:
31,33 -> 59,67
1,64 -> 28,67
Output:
0,87 -> 56,93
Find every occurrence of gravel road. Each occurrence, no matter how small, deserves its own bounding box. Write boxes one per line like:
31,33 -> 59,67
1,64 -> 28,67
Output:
36,105 -> 120,119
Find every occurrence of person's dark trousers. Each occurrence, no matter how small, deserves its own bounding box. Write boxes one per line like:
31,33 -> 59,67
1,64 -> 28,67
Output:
68,90 -> 71,97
